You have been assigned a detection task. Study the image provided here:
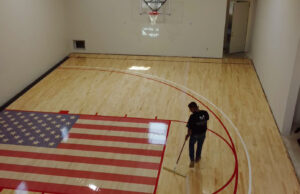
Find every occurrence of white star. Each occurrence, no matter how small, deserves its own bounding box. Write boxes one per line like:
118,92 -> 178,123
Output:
70,116 -> 76,119
33,141 -> 39,145
29,136 -> 35,140
35,129 -> 41,133
0,134 -> 4,138
56,124 -> 61,128
3,138 -> 8,142
40,133 -> 45,137
28,122 -> 33,126
44,138 -> 50,142
13,121 -> 19,125
25,132 -> 31,136
51,121 -> 57,124
24,119 -> 29,122
50,131 -> 55,134
56,115 -> 62,118
41,123 -> 47,127
17,125 -> 23,129
46,127 -> 51,131
55,135 -> 60,139
18,140 -> 24,143
10,131 -> 16,135
49,142 -> 55,146
7,115 -> 12,118
43,114 -> 49,117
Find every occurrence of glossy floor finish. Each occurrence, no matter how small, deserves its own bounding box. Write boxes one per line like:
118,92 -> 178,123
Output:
1,53 -> 300,194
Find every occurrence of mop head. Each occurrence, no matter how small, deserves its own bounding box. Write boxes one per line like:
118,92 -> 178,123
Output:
163,166 -> 187,177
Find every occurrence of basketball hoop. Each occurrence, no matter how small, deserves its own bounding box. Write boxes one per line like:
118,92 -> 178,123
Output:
149,11 -> 159,25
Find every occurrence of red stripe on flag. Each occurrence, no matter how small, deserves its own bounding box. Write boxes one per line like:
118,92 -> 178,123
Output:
69,133 -> 151,144
0,150 -> 160,170
0,178 -> 151,194
58,143 -> 162,157
79,115 -> 169,124
73,123 -> 149,133
0,163 -> 156,185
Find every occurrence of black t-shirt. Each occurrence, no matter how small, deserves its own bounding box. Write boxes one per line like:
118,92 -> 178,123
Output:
186,110 -> 209,136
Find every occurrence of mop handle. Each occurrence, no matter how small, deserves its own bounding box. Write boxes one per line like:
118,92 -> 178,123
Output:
176,139 -> 187,164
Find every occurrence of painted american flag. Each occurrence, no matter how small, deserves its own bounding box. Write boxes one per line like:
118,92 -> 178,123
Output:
0,110 -> 169,194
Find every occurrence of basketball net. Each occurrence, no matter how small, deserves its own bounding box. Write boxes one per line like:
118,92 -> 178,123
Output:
149,11 -> 159,25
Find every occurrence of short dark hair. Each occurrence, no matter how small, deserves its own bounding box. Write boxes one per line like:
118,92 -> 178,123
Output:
188,102 -> 198,108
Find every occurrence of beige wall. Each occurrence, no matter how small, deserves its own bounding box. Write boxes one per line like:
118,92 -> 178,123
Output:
0,0 -> 68,106
248,0 -> 300,134
64,0 -> 227,58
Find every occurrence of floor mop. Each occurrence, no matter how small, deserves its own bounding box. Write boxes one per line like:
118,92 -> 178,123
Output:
163,138 -> 187,177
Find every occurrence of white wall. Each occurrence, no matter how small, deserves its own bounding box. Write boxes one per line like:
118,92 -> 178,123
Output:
0,0 -> 68,106
64,0 -> 227,58
286,40 -> 300,131
248,0 -> 300,134
293,88 -> 300,125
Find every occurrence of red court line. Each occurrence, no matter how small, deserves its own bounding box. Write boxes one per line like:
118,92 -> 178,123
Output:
0,163 -> 156,185
80,114 -> 170,124
73,123 -> 149,133
0,178 -> 151,194
208,129 -> 234,151
0,149 -> 160,170
58,143 -> 163,157
69,133 -> 152,144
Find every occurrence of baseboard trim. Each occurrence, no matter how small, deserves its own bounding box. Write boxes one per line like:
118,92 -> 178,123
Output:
0,56 -> 69,111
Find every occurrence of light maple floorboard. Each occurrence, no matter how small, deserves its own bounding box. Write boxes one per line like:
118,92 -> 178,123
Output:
5,53 -> 300,194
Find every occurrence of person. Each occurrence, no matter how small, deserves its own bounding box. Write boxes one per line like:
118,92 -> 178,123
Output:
185,102 -> 209,168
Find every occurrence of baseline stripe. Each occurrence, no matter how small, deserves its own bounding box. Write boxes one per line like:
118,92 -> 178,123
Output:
58,143 -> 162,157
73,123 -> 149,133
0,171 -> 154,193
69,133 -> 151,144
64,138 -> 164,151
0,178 -> 151,194
0,144 -> 161,163
0,149 -> 160,170
76,119 -> 149,128
0,156 -> 158,177
0,163 -> 156,185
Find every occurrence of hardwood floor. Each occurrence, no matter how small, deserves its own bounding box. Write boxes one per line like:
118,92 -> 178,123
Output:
2,53 -> 299,194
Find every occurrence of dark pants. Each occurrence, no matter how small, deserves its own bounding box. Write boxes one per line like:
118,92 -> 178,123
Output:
189,133 -> 206,161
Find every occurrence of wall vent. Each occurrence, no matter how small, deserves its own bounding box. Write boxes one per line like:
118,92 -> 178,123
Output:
73,40 -> 85,49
